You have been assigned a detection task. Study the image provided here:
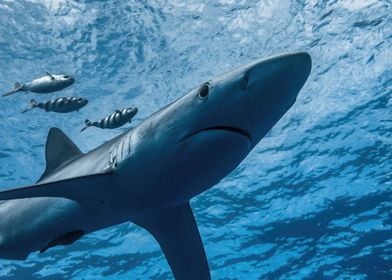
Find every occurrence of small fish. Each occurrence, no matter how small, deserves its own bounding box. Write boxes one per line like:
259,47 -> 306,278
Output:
22,97 -> 88,114
2,72 -> 75,97
81,107 -> 138,132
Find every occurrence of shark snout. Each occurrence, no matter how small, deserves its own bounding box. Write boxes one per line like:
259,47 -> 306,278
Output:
246,52 -> 311,93
243,52 -> 311,110
233,52 -> 311,145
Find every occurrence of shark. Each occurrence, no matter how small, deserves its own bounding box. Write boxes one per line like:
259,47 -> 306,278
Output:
0,52 -> 311,279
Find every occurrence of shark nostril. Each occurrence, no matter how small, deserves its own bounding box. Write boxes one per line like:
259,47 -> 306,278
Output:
241,75 -> 249,90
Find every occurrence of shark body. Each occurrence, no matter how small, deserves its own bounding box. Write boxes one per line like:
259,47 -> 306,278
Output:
0,52 -> 311,279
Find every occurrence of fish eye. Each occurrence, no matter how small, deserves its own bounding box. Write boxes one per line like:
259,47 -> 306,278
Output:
63,75 -> 70,79
198,83 -> 210,100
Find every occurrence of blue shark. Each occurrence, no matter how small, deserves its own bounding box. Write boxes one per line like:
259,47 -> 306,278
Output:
0,52 -> 311,279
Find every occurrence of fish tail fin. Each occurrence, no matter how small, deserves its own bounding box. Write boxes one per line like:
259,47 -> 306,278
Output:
21,99 -> 38,113
2,82 -> 24,97
80,119 -> 92,132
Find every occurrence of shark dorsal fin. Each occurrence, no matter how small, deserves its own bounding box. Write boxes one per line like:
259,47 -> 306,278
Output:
38,128 -> 83,182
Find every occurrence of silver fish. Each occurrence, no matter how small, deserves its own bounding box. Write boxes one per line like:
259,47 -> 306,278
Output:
2,72 -> 75,97
22,97 -> 88,114
81,107 -> 138,132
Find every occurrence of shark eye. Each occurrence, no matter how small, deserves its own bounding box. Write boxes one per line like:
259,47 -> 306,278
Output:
198,83 -> 210,100
63,75 -> 70,79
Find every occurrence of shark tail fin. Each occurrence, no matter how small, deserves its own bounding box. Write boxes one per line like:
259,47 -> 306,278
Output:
80,119 -> 92,132
2,82 -> 24,97
21,99 -> 38,113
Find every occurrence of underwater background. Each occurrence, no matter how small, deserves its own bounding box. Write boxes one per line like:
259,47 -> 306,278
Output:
0,0 -> 391,279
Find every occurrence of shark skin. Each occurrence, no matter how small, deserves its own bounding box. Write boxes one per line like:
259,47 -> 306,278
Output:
0,52 -> 311,279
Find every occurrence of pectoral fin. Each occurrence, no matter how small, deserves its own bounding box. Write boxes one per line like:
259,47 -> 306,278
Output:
135,203 -> 210,280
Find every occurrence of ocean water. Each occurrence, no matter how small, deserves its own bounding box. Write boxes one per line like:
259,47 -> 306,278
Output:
0,0 -> 391,279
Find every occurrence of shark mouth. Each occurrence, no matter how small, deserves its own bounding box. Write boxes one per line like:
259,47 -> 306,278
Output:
180,126 -> 252,143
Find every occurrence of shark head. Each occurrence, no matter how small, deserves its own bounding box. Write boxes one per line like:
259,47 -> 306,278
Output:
176,52 -> 312,147
127,52 -> 311,202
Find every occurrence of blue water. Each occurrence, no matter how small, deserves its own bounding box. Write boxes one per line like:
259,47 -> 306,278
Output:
0,0 -> 391,279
